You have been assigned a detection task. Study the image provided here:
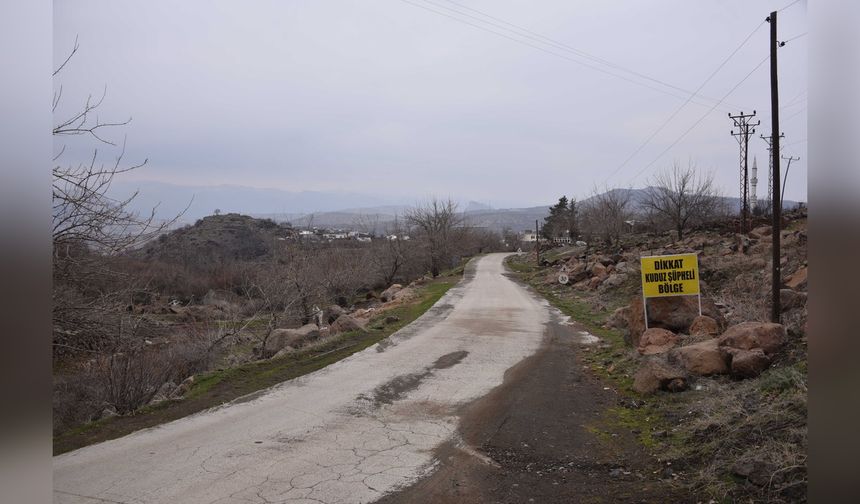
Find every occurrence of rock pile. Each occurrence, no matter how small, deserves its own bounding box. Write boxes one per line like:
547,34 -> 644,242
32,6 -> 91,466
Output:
631,320 -> 787,394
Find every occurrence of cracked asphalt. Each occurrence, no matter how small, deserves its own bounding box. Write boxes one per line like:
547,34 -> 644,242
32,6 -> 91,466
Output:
53,253 -> 554,504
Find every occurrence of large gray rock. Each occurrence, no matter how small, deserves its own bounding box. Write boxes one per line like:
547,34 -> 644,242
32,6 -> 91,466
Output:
149,381 -> 177,405
606,306 -> 630,331
718,322 -> 786,356
601,273 -> 628,289
325,304 -> 345,324
689,315 -> 720,337
725,347 -> 772,378
380,284 -> 403,302
637,328 -> 679,355
330,315 -> 365,334
263,324 -> 321,357
169,375 -> 196,399
668,339 -> 729,376
633,357 -> 688,395
780,289 -> 807,311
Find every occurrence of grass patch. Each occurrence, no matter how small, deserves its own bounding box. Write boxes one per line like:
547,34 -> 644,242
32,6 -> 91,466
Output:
54,275 -> 458,455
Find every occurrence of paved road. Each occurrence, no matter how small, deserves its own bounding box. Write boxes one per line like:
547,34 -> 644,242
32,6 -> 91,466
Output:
54,253 -> 557,504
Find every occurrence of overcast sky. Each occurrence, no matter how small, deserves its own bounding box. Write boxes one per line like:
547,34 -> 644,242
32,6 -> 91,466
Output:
53,0 -> 807,209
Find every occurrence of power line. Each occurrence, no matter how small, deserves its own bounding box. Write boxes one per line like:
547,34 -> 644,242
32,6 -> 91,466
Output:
781,89 -> 807,108
603,20 -> 766,183
395,0 -> 740,110
627,54 -> 771,184
782,106 -> 807,122
781,32 -> 808,43
430,0 -> 743,110
778,0 -> 803,12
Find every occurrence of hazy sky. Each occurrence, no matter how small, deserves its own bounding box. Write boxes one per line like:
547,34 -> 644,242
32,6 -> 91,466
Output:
53,0 -> 807,208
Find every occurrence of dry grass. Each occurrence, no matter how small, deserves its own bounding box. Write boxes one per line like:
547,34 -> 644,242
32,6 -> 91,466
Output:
665,365 -> 807,503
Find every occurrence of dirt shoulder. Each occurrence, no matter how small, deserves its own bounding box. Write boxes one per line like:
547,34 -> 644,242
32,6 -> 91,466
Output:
380,281 -> 694,503
53,276 -> 459,455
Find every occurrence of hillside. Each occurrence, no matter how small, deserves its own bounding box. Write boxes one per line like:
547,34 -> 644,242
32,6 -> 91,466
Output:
138,213 -> 291,264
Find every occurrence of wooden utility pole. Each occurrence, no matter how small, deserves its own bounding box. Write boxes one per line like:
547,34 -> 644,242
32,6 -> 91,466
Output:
781,154 -> 800,212
768,10 -> 783,322
535,219 -> 540,266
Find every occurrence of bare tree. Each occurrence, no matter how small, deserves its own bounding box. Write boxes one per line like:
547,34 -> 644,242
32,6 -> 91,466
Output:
580,186 -> 632,247
53,39 -> 178,257
369,216 -> 412,286
405,198 -> 462,277
52,39 -> 181,361
642,161 -> 721,240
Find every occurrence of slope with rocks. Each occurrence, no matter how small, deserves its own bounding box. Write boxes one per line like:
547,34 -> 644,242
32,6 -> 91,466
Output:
507,207 -> 807,503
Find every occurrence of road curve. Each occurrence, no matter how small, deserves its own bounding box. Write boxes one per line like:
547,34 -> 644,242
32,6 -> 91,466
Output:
54,253 -> 553,504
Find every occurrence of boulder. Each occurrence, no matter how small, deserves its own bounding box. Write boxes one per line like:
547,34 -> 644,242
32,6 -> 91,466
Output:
718,322 -> 786,356
263,324 -> 321,357
590,262 -> 608,279
637,328 -> 679,355
614,261 -> 631,274
588,276 -> 604,290
749,225 -> 773,239
606,306 -> 630,330
785,267 -> 807,290
98,405 -> 119,420
149,381 -> 177,404
568,263 -> 589,283
330,314 -> 365,334
632,357 -> 688,395
325,304 -> 346,324
602,273 -> 628,289
170,375 -> 195,399
779,289 -> 807,311
626,295 -> 725,347
689,315 -> 720,337
597,256 -> 615,267
668,339 -> 729,376
384,315 -> 400,325
726,348 -> 771,378
380,284 -> 403,302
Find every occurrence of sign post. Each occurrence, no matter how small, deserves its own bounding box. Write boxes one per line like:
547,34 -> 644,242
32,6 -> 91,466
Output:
640,253 -> 702,330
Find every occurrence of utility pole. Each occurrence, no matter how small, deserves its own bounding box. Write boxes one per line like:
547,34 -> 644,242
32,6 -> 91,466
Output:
781,154 -> 800,211
767,10 -> 784,323
729,111 -> 760,233
535,219 -> 540,266
760,131 -> 785,214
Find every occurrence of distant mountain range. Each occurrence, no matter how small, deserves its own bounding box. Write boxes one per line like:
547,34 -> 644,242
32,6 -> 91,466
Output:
109,181 -> 802,234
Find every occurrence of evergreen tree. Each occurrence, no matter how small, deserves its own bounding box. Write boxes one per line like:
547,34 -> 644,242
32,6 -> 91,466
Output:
543,196 -> 569,239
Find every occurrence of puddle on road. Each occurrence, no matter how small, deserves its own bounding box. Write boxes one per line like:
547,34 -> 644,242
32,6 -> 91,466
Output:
360,351 -> 470,406
432,350 -> 469,369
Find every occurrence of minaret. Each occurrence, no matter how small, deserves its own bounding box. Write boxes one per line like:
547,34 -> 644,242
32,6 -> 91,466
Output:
750,156 -> 758,211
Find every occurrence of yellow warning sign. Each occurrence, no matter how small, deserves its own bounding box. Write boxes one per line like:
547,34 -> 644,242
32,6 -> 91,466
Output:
640,253 -> 700,298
